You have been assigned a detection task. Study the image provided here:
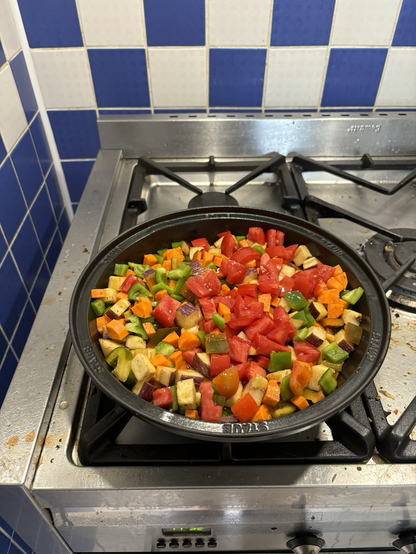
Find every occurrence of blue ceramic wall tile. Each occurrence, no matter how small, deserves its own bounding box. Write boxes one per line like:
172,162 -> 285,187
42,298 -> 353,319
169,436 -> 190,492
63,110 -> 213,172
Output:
31,262 -> 50,311
18,0 -> 82,48
48,110 -> 100,159
209,109 -> 262,113
209,49 -> 266,107
0,134 -> 6,164
10,52 -> 38,123
46,229 -> 62,273
30,185 -> 56,252
144,0 -> 205,46
72,203 -> 78,213
88,49 -> 150,108
11,131 -> 43,206
0,232 -> 6,263
0,528 -> 11,550
0,514 -> 12,537
0,41 -> 6,68
154,109 -> 206,114
11,301 -> 36,358
0,330 -> 6,365
98,109 -> 152,114
9,542 -> 26,554
11,217 -> 43,291
271,0 -> 335,46
46,167 -> 64,220
392,0 -> 416,46
321,48 -> 387,107
29,114 -> 52,176
58,209 -> 71,241
0,159 -> 27,243
62,160 -> 94,203
0,254 -> 28,339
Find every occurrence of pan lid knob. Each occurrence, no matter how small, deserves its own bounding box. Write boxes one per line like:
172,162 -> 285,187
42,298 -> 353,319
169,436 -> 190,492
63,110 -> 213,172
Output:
286,535 -> 325,554
393,533 -> 416,554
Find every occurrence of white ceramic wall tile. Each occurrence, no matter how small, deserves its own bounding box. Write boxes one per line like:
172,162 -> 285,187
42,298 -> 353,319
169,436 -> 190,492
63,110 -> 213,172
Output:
0,0 -> 21,59
148,48 -> 206,108
209,0 -> 272,46
265,48 -> 327,108
0,65 -> 27,150
78,0 -> 144,46
331,0 -> 401,46
32,49 -> 95,109
376,49 -> 416,107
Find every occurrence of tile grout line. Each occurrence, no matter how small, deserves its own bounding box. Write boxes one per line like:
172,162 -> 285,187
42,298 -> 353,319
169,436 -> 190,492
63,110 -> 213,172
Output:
139,0 -> 154,115
7,0 -> 74,222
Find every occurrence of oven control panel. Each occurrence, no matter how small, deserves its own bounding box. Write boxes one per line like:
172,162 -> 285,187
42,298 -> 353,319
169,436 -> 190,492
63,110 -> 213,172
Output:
156,528 -> 217,550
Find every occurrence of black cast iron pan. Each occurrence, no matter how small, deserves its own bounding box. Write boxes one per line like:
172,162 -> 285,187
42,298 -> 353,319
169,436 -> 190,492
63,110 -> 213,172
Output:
70,207 -> 390,442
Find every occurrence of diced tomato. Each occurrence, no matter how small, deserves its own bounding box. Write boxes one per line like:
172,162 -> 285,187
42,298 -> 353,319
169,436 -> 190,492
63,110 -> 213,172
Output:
266,324 -> 289,345
226,260 -> 247,284
247,227 -> 265,244
119,273 -> 139,293
258,276 -> 281,296
245,362 -> 267,381
231,393 -> 259,423
226,317 -> 256,330
152,387 -> 174,408
254,355 -> 270,369
199,297 -> 217,320
265,245 -> 287,258
212,367 -> 239,398
273,305 -> 290,325
266,229 -> 285,247
237,283 -> 258,297
313,280 -> 327,298
210,354 -> 231,377
268,257 -> 284,273
284,244 -> 298,261
235,300 -> 264,320
230,246 -> 260,265
233,361 -> 250,380
290,362 -> 313,396
187,270 -> 221,297
228,335 -> 251,363
181,347 -> 202,364
213,295 -> 236,310
245,315 -> 276,341
199,381 -> 222,422
279,276 -> 295,296
153,294 -> 181,327
191,237 -> 210,250
187,276 -> 210,297
293,341 -> 321,363
260,260 -> 280,280
204,319 -> 218,333
254,334 -> 290,356
221,231 -> 238,258
259,252 -> 270,266
303,264 -> 335,287
292,272 -> 314,299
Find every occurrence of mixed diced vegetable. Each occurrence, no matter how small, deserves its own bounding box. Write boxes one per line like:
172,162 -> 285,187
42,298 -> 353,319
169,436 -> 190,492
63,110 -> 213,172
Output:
89,227 -> 365,423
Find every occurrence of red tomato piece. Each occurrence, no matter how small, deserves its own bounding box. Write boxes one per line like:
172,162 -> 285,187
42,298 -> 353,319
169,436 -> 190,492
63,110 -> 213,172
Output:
245,362 -> 267,381
120,273 -> 139,293
284,244 -> 298,261
313,280 -> 327,298
210,354 -> 231,377
199,297 -> 217,320
303,264 -> 336,287
254,355 -> 270,369
199,382 -> 222,422
204,319 -> 218,333
258,276 -> 281,296
221,231 -> 238,258
273,305 -> 290,325
247,227 -> 265,244
265,245 -> 287,258
228,335 -> 251,363
233,362 -> 250,380
290,362 -> 313,396
187,276 -> 210,297
230,246 -> 261,265
235,301 -> 264,320
244,315 -> 276,341
191,237 -> 210,250
226,259 -> 247,284
279,276 -> 295,296
293,341 -> 321,363
254,334 -> 290,356
212,367 -> 240,398
153,294 -> 181,327
266,324 -> 289,345
259,252 -> 271,266
152,387 -> 174,408
238,283 -> 258,297
292,272 -> 314,299
213,295 -> 236,310
266,229 -> 285,247
260,260 -> 280,280
187,270 -> 221,297
226,317 -> 256,330
231,393 -> 259,423
181,347 -> 202,364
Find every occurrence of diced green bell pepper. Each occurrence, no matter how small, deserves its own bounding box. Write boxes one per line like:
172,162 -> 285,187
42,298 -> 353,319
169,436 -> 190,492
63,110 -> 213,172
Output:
155,341 -> 176,357
171,241 -> 183,248
212,313 -> 226,331
293,327 -> 308,341
213,394 -> 226,407
91,299 -> 106,317
168,264 -> 192,280
198,330 -> 206,348
114,263 -> 129,276
170,293 -> 186,302
284,290 -> 308,310
128,281 -> 153,300
273,401 -> 296,417
268,351 -> 292,372
318,368 -> 338,396
128,262 -> 151,277
235,235 -> 246,243
125,315 -> 148,340
303,312 -> 316,327
280,373 -> 294,401
252,244 -> 265,255
342,287 -> 364,305
170,385 -> 179,411
222,407 -> 233,417
321,341 -> 349,363
157,248 -> 167,256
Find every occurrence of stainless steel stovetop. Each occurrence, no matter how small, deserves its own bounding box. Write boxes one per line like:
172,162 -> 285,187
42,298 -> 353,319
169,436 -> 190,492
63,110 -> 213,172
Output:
0,114 -> 416,554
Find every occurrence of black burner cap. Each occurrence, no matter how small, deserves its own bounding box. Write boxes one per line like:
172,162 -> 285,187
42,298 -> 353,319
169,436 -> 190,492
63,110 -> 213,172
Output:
188,192 -> 239,209
394,241 -> 416,271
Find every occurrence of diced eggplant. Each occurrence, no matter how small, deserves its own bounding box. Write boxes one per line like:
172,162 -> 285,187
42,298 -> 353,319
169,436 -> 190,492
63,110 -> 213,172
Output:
175,303 -> 203,328
189,246 -> 204,261
303,388 -> 325,403
125,336 -> 147,350
279,297 -> 291,313
279,265 -> 296,279
131,353 -> 156,382
308,301 -> 328,322
188,259 -> 204,276
181,241 -> 191,256
191,352 -> 211,378
344,322 -> 363,345
185,325 -> 200,336
179,282 -> 196,302
243,374 -> 268,406
334,330 -> 354,354
132,380 -> 155,401
302,257 -> 319,270
308,364 -> 329,392
267,369 -> 291,382
342,309 -> 362,326
317,339 -> 330,352
177,379 -> 197,410
272,401 -> 296,418
293,245 -> 312,266
106,297 -> 131,319
108,276 -> 126,291
175,368 -> 206,385
225,380 -> 244,407
102,288 -> 117,304
155,365 -> 176,387
99,338 -> 122,357
305,325 -> 327,347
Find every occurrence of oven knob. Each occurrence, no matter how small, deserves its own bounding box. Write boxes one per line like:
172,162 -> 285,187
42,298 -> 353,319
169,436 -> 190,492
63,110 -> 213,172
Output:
169,539 -> 179,549
287,534 -> 325,554
195,538 -> 205,548
393,532 -> 416,554
156,539 -> 166,549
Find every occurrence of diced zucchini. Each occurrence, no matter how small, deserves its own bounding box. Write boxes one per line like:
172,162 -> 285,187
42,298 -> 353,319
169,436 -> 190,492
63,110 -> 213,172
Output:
106,297 -> 131,319
99,338 -> 123,358
302,257 -> 319,270
243,374 -> 268,406
106,346 -> 133,383
279,265 -> 297,279
308,364 -> 329,392
272,401 -> 296,418
293,245 -> 312,266
155,365 -> 176,387
131,353 -> 156,382
177,379 -> 197,410
342,309 -> 362,326
108,276 -> 126,291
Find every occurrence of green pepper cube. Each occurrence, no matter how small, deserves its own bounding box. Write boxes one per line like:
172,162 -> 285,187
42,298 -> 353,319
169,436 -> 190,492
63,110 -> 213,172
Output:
318,368 -> 338,396
205,332 -> 229,354
342,287 -> 364,305
293,328 -> 308,341
212,313 -> 226,331
268,351 -> 292,372
114,263 -> 129,276
171,241 -> 183,248
91,299 -> 106,317
252,244 -> 265,255
284,290 -> 308,310
170,385 -> 179,411
280,373 -> 294,401
235,235 -> 246,243
198,330 -> 206,348
321,342 -> 349,364
303,312 -> 316,328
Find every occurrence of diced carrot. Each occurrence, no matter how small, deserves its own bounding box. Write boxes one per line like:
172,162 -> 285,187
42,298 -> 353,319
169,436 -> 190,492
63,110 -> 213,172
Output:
155,289 -> 168,301
105,319 -> 129,341
178,330 -> 201,350
231,393 -> 259,423
220,283 -> 230,296
332,264 -> 343,277
338,298 -> 349,309
185,409 -> 200,419
143,254 -> 158,266
327,276 -> 345,292
213,256 -> 224,267
192,250 -> 202,261
96,314 -> 111,334
335,271 -> 348,290
327,303 -> 344,319
125,269 -> 135,277
317,289 -> 340,305
252,404 -> 272,421
239,239 -> 250,247
115,291 -> 128,301
163,331 -> 180,348
131,297 -> 152,318
245,260 -> 257,268
150,353 -> 171,368
313,281 -> 327,298
271,295 -> 280,307
91,289 -> 107,298
291,395 -> 309,411
201,251 -> 214,267
218,302 -> 231,318
145,276 -> 156,290
170,350 -> 185,368
258,293 -> 271,312
322,318 -> 344,327
262,380 -> 281,407
162,259 -> 171,271
142,322 -> 156,336
165,247 -> 184,261
152,264 -> 163,269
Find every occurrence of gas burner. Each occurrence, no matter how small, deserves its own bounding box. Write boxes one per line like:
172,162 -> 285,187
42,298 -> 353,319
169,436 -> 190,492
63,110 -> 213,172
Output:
188,191 -> 239,208
364,228 -> 416,310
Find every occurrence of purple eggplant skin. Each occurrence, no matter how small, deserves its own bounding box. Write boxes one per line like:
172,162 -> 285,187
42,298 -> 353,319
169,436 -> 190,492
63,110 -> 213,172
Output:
338,339 -> 354,354
136,381 -> 155,402
188,259 -> 204,276
177,369 -> 205,384
142,268 -> 155,279
191,353 -> 211,379
305,332 -> 324,348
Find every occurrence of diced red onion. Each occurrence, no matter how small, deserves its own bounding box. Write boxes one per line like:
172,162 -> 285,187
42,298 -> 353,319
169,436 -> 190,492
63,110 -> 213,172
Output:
188,259 -> 204,276
142,268 -> 155,279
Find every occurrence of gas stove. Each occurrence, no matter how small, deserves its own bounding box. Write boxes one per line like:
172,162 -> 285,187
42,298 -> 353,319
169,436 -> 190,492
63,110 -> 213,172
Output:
0,113 -> 416,554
